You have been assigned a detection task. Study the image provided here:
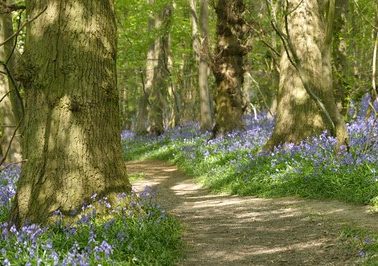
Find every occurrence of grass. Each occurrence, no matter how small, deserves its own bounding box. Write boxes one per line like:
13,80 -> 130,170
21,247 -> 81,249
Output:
128,172 -> 147,182
340,227 -> 378,265
122,115 -> 378,208
121,115 -> 378,264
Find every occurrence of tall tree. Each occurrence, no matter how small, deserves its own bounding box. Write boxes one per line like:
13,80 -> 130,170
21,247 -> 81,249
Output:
11,0 -> 131,226
147,2 -> 173,135
198,0 -> 213,130
265,0 -> 348,149
135,0 -> 156,135
333,0 -> 350,115
190,0 -> 213,130
189,0 -> 200,62
134,1 -> 173,135
166,23 -> 181,128
0,2 -> 23,162
212,0 -> 247,136
371,1 -> 378,107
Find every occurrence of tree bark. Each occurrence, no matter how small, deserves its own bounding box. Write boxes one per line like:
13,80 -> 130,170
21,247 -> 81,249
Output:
198,0 -> 213,131
266,0 -> 348,149
166,29 -> 180,128
0,1 -> 23,162
189,0 -> 200,62
11,0 -> 131,226
135,0 -> 156,135
371,2 -> 378,104
333,0 -> 349,115
147,3 -> 172,135
212,0 -> 246,136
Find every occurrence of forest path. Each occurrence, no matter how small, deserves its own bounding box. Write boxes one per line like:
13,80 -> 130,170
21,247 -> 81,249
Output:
127,160 -> 378,265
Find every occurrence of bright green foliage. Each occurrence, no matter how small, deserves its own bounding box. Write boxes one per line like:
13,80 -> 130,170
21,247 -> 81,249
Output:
116,0 -> 194,127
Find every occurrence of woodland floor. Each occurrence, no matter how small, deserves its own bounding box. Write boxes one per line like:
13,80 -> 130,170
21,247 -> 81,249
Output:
128,160 -> 378,265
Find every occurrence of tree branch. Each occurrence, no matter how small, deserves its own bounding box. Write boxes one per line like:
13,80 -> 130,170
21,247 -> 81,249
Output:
0,2 -> 26,14
0,116 -> 23,167
0,6 -> 47,48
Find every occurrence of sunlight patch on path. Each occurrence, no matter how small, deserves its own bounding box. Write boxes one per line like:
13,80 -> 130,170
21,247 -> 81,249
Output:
127,160 -> 376,265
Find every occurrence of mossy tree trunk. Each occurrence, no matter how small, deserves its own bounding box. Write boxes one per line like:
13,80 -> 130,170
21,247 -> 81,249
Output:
266,0 -> 348,149
11,0 -> 131,226
333,0 -> 349,115
0,3 -> 23,162
212,0 -> 246,136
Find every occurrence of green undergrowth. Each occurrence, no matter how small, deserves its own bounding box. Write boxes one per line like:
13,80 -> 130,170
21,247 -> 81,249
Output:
128,172 -> 147,182
123,131 -> 378,208
340,227 -> 378,265
0,191 -> 182,265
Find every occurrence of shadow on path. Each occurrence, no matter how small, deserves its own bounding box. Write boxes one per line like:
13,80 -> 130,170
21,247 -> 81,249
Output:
128,160 -> 377,265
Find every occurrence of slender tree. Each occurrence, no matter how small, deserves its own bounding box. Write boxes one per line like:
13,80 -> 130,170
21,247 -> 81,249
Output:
189,0 -> 200,62
135,0 -> 156,135
198,0 -> 213,130
166,23 -> 181,128
0,2 -> 23,162
190,0 -> 213,130
333,0 -> 350,115
212,0 -> 247,136
371,1 -> 378,104
11,0 -> 131,225
147,2 -> 173,135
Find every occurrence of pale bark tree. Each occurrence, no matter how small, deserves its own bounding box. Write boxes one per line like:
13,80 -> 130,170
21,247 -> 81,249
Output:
242,64 -> 253,115
177,53 -> 198,122
11,0 -> 131,225
0,1 -> 23,163
147,3 -> 172,135
371,1 -> 378,110
189,0 -> 200,62
135,1 -> 173,135
135,0 -> 156,135
189,0 -> 212,130
166,29 -> 181,128
198,0 -> 213,130
265,0 -> 348,150
212,0 -> 246,136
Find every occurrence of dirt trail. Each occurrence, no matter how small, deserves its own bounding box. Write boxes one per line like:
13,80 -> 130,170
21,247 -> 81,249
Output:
128,160 -> 378,265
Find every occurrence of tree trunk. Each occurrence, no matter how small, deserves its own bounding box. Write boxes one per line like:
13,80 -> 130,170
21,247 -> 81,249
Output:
135,0 -> 156,135
242,65 -> 252,114
166,30 -> 180,128
198,0 -> 213,131
11,0 -> 131,226
146,2 -> 173,135
0,3 -> 23,162
178,54 -> 198,122
266,0 -> 348,149
333,0 -> 349,115
371,2 -> 378,106
189,0 -> 200,62
212,0 -> 246,136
